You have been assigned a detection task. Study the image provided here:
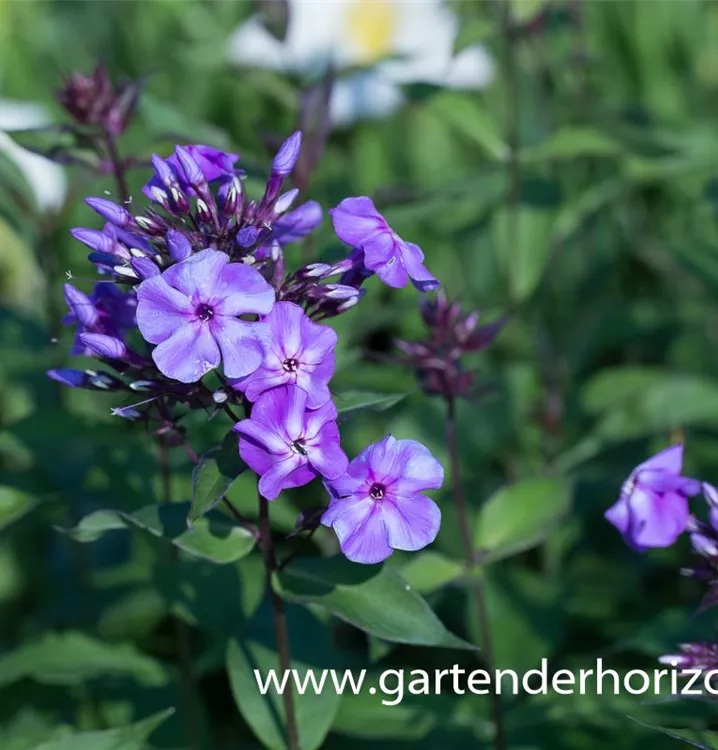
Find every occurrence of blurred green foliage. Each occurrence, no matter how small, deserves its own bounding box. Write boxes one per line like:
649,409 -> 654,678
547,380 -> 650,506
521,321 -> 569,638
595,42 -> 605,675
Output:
2,0 -> 718,748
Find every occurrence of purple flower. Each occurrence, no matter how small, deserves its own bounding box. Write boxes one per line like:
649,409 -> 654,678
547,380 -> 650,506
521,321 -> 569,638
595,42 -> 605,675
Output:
330,197 -> 439,292
234,385 -> 348,501
322,435 -> 444,564
143,145 -> 239,201
605,445 -> 702,550
232,302 -> 336,408
271,201 -> 322,245
136,248 -> 275,383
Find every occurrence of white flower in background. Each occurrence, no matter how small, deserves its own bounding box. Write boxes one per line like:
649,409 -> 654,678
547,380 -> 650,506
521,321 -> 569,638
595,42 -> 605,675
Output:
0,99 -> 67,212
227,0 -> 495,125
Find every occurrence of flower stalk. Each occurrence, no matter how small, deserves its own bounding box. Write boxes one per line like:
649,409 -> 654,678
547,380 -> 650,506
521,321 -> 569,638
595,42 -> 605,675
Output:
445,396 -> 506,750
257,487 -> 300,750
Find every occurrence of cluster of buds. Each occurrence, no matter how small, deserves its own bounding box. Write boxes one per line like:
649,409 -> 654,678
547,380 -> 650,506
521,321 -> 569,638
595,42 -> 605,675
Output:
56,63 -> 140,138
396,290 -> 506,400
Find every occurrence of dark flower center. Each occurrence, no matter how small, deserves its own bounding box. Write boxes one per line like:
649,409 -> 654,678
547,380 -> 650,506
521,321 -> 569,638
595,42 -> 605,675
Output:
291,439 -> 307,456
283,358 -> 300,373
369,483 -> 385,500
196,303 -> 215,322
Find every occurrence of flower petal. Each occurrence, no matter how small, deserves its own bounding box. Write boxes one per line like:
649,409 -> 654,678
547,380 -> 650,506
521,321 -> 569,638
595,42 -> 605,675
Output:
389,439 -> 444,495
258,454 -> 305,501
214,262 -> 275,316
383,494 -> 441,552
151,320 -> 220,383
375,255 -> 409,288
328,498 -> 393,565
211,317 -> 266,379
136,276 -> 193,344
161,248 -> 228,300
401,241 -> 440,291
269,301 -> 305,358
330,197 -> 384,246
234,418 -> 288,455
305,421 -> 348,480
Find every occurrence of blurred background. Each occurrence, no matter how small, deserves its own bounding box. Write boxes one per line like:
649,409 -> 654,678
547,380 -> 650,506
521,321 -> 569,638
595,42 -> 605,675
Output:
2,1 -> 718,748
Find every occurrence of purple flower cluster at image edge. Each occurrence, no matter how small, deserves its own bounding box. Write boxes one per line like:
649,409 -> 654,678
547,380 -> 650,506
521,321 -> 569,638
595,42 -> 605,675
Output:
52,130 -> 446,564
605,444 -> 702,550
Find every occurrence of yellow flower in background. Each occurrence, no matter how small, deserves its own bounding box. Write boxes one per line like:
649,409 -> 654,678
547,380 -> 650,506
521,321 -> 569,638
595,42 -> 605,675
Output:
227,0 -> 495,125
0,99 -> 67,213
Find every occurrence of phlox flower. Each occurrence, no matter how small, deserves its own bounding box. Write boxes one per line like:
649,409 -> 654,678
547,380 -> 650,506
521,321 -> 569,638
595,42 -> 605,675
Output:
136,248 -> 275,383
233,301 -> 336,408
234,385 -> 348,501
605,444 -> 702,550
322,435 -> 443,564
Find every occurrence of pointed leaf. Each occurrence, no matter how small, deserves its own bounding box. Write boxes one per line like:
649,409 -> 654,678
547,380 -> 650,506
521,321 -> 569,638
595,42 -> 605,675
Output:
0,631 -> 167,689
474,478 -> 572,564
276,556 -> 475,649
335,391 -> 409,420
190,436 -> 247,527
31,709 -> 174,750
58,502 -> 255,564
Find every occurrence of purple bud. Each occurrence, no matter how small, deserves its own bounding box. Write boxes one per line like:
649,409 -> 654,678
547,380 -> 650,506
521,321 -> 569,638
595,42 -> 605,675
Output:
274,188 -> 299,216
134,215 -> 165,236
71,228 -> 114,254
298,263 -> 333,280
88,251 -> 120,268
218,176 -> 242,218
272,131 -> 302,176
47,369 -> 86,388
322,284 -> 362,301
79,333 -> 128,359
175,146 -> 208,192
151,153 -> 180,190
166,230 -> 192,261
64,284 -> 99,328
272,201 -> 322,245
237,226 -> 259,248
131,256 -> 160,279
85,197 -> 133,228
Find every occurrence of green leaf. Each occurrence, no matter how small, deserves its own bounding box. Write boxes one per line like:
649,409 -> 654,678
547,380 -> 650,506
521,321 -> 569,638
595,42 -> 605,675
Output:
0,631 -> 167,689
335,391 -> 410,420
398,551 -> 464,595
226,604 -> 341,750
521,127 -> 624,163
276,556 -> 475,649
581,366 -> 670,414
629,719 -> 718,749
0,486 -> 36,531
59,502 -> 255,564
492,206 -> 555,302
189,437 -> 247,527
428,92 -> 508,161
31,709 -> 174,750
474,478 -> 572,564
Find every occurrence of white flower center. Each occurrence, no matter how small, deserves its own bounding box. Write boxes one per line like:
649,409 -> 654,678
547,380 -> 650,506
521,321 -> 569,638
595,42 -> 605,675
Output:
345,0 -> 397,63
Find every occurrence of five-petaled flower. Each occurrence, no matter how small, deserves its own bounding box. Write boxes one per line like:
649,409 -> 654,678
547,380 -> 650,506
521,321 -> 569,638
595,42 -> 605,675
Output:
605,444 -> 702,550
232,301 -> 337,408
322,435 -> 443,564
331,197 -> 439,291
234,385 -> 348,501
136,248 -> 275,383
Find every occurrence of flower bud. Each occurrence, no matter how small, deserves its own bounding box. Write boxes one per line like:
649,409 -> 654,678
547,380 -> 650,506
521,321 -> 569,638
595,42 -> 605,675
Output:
166,230 -> 192,261
131,256 -> 160,279
79,333 -> 128,360
272,130 -> 302,176
85,197 -> 133,228
64,284 -> 99,328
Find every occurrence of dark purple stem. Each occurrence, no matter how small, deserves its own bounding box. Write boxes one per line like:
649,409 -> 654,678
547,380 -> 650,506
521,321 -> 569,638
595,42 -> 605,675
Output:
105,134 -> 130,205
158,439 -> 201,750
258,486 -> 300,750
445,397 -> 506,750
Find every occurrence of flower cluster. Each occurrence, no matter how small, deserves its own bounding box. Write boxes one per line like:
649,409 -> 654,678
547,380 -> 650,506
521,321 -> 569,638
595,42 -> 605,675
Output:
396,290 -> 506,400
51,116 -> 444,564
605,444 -> 718,675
